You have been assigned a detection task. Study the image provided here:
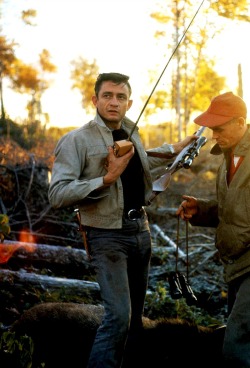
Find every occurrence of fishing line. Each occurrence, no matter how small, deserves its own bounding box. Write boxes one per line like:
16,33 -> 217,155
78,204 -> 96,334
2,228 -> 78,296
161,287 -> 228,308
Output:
128,0 -> 206,140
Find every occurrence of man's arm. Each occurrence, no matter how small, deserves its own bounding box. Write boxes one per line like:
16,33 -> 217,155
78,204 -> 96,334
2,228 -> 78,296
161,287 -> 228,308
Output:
176,195 -> 219,228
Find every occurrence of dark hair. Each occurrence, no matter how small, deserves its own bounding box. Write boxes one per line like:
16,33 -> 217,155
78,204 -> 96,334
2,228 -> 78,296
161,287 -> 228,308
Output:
94,72 -> 132,97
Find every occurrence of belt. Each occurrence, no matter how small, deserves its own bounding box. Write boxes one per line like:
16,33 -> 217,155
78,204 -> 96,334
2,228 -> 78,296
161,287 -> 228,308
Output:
124,208 -> 144,221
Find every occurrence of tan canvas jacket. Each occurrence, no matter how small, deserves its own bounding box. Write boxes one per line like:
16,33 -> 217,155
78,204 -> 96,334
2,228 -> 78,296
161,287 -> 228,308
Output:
48,114 -> 175,229
190,128 -> 250,282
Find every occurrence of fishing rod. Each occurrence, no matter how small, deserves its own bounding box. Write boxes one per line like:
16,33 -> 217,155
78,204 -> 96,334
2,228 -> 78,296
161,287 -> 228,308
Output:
114,0 -> 206,157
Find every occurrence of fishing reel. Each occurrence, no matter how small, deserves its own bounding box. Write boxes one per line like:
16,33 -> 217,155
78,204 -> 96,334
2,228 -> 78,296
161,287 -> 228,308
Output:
113,139 -> 133,157
168,271 -> 198,306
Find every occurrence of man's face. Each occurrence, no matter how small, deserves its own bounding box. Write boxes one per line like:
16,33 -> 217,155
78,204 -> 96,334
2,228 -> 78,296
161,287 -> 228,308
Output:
92,81 -> 133,124
210,117 -> 246,150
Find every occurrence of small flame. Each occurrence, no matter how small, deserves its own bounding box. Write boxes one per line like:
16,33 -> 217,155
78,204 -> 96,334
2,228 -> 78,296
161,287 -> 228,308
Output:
19,230 -> 36,245
0,230 -> 36,264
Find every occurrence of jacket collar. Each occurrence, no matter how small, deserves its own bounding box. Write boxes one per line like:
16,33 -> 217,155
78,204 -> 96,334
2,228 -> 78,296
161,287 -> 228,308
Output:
94,112 -> 138,133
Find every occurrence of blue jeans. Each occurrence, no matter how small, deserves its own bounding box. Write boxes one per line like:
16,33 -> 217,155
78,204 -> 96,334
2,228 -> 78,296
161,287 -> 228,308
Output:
86,214 -> 151,368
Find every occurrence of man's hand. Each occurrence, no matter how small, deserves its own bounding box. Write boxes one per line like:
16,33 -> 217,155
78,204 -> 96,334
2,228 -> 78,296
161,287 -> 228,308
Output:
103,145 -> 134,186
176,195 -> 198,220
172,134 -> 198,154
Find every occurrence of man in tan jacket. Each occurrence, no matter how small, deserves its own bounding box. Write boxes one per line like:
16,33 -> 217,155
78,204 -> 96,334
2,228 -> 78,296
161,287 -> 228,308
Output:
49,72 -> 196,368
177,92 -> 250,367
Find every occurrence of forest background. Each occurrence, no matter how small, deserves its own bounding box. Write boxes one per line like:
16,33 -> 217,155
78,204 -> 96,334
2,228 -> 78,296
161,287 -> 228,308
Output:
0,0 -> 250,334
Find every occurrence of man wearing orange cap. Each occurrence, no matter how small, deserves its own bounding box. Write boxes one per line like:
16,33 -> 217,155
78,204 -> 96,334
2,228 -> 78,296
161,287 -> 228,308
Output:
176,92 -> 250,367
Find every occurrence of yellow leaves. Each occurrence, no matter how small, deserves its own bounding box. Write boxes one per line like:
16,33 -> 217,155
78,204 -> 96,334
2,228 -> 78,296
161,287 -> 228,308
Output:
0,36 -> 17,76
39,49 -> 57,73
0,214 -> 9,225
70,57 -> 99,114
210,0 -> 250,22
10,60 -> 40,92
21,9 -> 37,26
0,214 -> 11,243
10,50 -> 56,94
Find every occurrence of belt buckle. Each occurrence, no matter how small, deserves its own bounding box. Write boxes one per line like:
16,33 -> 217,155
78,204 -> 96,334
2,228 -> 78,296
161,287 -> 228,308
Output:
128,209 -> 141,221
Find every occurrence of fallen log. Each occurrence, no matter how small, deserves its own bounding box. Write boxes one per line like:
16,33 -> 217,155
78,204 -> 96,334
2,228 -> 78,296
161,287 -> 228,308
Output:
2,240 -> 173,272
151,224 -> 186,258
0,241 -> 94,279
0,269 -> 101,303
1,240 -> 89,264
146,206 -> 178,217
